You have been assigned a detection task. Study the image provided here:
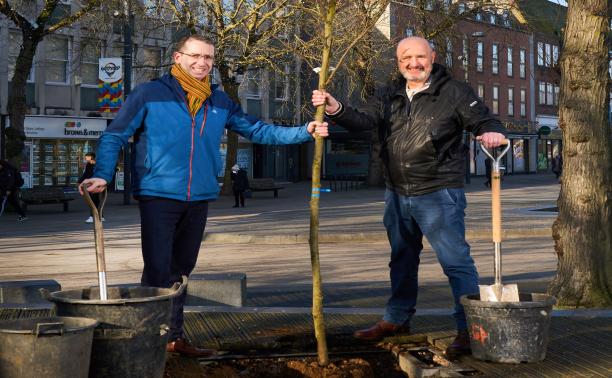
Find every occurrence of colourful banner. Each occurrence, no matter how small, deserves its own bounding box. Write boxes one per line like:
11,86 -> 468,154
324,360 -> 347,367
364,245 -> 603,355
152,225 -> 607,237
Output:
98,58 -> 123,112
98,78 -> 123,112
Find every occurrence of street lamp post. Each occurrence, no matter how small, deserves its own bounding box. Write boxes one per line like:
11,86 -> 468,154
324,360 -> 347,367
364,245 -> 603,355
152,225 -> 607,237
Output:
121,0 -> 134,205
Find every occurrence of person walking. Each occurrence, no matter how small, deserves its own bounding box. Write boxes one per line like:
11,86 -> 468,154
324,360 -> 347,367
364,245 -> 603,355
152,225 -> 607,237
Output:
231,164 -> 249,208
551,153 -> 563,180
0,160 -> 27,221
78,152 -> 103,223
80,34 -> 328,357
312,36 -> 506,359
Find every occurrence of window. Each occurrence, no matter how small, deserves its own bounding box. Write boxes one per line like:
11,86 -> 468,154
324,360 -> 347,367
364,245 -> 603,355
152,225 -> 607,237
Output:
405,27 -> 415,37
458,3 -> 465,13
489,12 -> 496,24
140,47 -> 162,82
476,42 -> 484,72
507,47 -> 513,76
539,82 -> 546,104
80,40 -> 101,87
45,36 -> 70,84
492,43 -> 498,74
519,49 -> 526,78
443,0 -> 451,12
274,65 -> 289,101
445,38 -> 453,67
425,0 -> 433,11
554,85 -> 560,106
545,43 -> 552,67
462,37 -> 469,72
492,85 -> 499,114
475,12 -> 482,21
477,84 -> 484,99
552,45 -> 559,66
9,32 -> 35,82
508,87 -> 514,116
245,68 -> 261,98
546,83 -> 554,105
537,42 -> 544,66
520,89 -> 526,117
502,11 -> 511,27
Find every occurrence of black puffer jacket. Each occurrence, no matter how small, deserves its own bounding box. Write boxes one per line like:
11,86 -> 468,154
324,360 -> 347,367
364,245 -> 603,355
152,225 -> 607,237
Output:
329,63 -> 506,196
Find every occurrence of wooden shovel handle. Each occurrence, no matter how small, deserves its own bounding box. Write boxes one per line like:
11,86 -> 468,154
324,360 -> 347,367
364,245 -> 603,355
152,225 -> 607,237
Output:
492,166 -> 502,243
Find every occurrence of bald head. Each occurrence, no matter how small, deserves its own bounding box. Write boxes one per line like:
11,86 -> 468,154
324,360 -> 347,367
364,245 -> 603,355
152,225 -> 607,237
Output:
396,36 -> 436,89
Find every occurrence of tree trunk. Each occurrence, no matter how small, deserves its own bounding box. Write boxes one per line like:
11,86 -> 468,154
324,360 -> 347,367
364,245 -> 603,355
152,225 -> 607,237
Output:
549,0 -> 612,307
6,33 -> 38,165
219,71 -> 241,196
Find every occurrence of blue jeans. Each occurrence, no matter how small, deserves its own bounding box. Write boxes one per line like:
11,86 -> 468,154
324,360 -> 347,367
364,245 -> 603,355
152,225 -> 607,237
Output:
382,188 -> 478,330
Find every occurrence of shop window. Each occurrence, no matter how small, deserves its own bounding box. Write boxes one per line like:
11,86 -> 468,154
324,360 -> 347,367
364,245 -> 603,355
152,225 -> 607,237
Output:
31,140 -> 97,187
45,36 -> 70,84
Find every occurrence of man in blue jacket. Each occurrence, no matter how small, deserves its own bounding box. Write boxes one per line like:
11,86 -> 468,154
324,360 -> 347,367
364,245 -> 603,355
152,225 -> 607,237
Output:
81,34 -> 328,357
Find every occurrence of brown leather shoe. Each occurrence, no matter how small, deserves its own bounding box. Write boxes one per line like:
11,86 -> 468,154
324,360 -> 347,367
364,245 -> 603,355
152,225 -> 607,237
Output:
353,320 -> 410,341
166,338 -> 215,358
445,329 -> 471,359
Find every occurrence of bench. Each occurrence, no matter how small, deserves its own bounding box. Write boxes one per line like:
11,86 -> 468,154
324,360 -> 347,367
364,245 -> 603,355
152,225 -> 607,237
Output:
20,186 -> 79,212
249,178 -> 284,198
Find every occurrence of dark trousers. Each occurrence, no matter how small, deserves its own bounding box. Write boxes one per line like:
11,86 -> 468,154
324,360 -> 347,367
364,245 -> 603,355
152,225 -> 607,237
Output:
139,197 -> 209,340
233,189 -> 245,207
1,191 -> 26,217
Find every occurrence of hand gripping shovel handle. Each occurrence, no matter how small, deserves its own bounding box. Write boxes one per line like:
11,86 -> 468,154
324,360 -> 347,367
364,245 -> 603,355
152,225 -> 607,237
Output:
81,183 -> 108,300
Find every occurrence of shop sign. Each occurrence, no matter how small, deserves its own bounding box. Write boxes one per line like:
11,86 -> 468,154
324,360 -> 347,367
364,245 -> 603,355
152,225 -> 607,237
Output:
23,116 -> 107,139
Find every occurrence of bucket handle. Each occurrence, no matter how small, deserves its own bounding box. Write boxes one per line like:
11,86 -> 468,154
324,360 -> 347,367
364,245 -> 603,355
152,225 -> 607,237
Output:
36,322 -> 65,337
170,275 -> 188,296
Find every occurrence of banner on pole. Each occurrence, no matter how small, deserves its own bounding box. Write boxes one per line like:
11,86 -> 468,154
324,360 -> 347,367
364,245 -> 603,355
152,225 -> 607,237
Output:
98,58 -> 124,112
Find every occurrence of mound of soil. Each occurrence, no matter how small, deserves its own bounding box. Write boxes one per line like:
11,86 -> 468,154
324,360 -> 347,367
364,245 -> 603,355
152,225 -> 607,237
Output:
164,353 -> 406,378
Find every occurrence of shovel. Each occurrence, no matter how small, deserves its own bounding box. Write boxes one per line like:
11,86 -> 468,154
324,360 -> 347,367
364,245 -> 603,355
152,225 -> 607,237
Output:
81,184 -> 108,300
478,139 -> 520,302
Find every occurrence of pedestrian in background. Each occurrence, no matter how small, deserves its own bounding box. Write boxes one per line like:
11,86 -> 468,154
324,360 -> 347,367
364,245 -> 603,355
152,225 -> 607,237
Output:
312,36 -> 506,359
0,160 -> 27,221
231,164 -> 249,208
552,153 -> 563,180
78,152 -> 103,223
484,158 -> 492,188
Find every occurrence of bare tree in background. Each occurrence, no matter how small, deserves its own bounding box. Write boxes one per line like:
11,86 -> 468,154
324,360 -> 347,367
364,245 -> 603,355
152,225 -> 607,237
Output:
549,0 -> 612,307
1,0 -> 103,165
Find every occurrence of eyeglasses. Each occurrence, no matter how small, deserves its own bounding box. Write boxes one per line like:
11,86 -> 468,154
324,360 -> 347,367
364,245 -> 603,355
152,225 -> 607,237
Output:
178,51 -> 214,61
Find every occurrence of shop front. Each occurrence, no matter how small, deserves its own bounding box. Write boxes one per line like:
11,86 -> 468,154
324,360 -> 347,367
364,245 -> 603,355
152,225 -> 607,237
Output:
19,115 -> 110,188
535,115 -> 563,172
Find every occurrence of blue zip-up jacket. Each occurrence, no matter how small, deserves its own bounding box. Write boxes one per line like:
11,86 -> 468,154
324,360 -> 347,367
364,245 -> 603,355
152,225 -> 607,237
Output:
94,74 -> 312,201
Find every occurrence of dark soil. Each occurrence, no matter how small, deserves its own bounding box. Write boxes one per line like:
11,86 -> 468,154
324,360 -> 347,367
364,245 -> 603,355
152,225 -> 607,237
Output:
164,353 -> 406,378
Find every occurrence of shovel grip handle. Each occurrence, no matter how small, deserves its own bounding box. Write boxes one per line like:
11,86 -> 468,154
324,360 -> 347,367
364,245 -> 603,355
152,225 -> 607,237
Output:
492,169 -> 502,243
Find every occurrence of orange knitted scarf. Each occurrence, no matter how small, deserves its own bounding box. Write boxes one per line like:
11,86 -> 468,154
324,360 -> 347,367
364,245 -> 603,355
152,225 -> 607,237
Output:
171,63 -> 211,116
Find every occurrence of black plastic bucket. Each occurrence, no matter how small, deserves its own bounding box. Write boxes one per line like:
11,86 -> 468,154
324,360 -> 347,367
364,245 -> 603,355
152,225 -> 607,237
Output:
461,293 -> 556,363
44,279 -> 185,378
0,316 -> 98,378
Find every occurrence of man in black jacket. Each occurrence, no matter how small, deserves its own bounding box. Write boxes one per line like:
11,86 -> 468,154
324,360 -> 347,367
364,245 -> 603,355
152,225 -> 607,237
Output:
312,36 -> 506,358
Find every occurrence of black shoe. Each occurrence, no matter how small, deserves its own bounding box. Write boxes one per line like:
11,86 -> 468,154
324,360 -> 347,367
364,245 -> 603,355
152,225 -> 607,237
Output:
445,329 -> 471,359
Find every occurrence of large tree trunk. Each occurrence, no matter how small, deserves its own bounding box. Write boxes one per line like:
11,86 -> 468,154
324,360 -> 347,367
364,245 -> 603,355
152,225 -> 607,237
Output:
549,0 -> 612,307
6,33 -> 38,165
